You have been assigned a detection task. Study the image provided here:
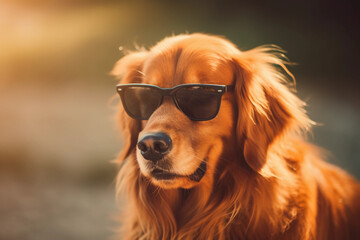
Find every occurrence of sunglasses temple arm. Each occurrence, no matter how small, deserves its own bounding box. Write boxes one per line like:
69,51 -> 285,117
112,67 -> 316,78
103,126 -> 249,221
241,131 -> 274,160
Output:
226,85 -> 235,92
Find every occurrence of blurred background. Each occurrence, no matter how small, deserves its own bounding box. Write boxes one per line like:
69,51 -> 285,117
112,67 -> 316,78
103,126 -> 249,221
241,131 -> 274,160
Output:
0,0 -> 359,239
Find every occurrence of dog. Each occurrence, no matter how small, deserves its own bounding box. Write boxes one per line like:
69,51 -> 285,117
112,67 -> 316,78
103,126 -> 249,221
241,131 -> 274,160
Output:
112,33 -> 360,240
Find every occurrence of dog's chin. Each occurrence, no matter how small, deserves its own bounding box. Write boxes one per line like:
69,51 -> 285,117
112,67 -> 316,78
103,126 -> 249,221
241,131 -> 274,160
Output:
142,160 -> 207,189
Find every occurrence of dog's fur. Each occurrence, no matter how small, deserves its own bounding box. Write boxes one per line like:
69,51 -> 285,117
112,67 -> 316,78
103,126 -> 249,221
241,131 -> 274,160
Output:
112,33 -> 360,240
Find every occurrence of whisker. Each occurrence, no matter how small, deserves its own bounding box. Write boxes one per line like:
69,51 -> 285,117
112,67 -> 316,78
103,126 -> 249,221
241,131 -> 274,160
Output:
153,185 -> 161,197
136,70 -> 146,77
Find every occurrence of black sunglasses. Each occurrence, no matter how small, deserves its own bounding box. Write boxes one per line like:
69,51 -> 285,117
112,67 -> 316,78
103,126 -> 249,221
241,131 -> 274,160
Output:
116,83 -> 234,121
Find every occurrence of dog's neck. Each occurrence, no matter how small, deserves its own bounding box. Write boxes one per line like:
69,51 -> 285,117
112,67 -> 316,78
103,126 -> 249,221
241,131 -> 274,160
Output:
120,141 -> 301,239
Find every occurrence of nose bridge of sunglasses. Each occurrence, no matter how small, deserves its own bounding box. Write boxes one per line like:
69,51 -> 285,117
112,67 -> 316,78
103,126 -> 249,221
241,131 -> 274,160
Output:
157,88 -> 175,102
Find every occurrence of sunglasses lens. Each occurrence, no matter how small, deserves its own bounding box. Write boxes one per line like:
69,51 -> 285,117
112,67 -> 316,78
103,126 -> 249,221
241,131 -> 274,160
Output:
175,86 -> 221,120
122,87 -> 161,119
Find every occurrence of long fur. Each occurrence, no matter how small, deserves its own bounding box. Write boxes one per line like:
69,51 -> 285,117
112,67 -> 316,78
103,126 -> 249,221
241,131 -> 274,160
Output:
112,33 -> 360,240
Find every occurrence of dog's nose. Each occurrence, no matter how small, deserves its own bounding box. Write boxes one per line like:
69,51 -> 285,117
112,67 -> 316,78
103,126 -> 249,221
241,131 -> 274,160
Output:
137,132 -> 172,163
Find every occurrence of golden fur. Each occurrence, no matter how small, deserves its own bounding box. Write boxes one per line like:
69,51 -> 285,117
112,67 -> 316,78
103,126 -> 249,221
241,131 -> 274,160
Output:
112,33 -> 360,240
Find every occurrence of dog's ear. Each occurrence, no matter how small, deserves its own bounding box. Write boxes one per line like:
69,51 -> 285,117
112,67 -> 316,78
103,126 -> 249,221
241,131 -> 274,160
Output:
111,51 -> 149,163
232,46 -> 312,177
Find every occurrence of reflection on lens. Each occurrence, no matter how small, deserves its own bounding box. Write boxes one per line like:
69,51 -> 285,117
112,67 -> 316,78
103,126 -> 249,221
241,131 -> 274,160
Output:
175,87 -> 219,120
123,87 -> 161,119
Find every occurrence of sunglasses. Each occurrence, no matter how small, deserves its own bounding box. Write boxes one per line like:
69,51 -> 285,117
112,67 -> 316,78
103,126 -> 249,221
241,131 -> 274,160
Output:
116,83 -> 234,121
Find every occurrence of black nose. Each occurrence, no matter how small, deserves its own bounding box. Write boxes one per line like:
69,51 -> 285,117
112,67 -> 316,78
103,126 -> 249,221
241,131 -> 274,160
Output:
137,132 -> 172,163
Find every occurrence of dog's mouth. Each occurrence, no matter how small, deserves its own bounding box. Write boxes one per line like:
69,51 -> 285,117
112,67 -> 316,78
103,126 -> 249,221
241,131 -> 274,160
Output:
151,168 -> 177,180
150,159 -> 207,182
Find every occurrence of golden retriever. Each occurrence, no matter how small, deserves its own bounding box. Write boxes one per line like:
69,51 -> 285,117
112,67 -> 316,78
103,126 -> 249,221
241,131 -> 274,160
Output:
112,33 -> 360,240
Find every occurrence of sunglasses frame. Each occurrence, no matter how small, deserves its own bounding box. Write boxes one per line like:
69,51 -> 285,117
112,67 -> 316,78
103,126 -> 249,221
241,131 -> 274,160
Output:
116,83 -> 234,121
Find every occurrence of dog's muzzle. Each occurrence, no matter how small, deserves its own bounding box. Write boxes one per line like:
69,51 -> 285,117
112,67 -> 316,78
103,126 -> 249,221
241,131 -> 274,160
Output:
137,132 -> 207,182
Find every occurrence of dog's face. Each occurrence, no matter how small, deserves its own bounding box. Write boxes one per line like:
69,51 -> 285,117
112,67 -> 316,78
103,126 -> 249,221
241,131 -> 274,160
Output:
114,35 -> 238,189
113,34 -> 311,189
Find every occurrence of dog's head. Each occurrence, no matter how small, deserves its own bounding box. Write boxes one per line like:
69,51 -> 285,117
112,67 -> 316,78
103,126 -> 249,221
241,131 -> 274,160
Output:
112,34 -> 311,189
